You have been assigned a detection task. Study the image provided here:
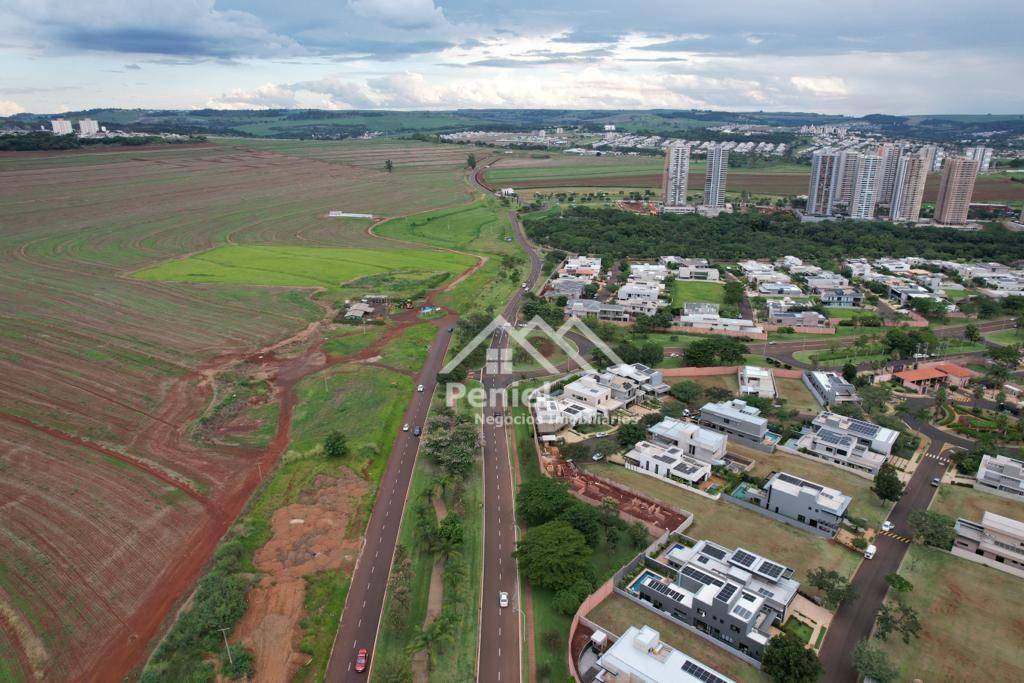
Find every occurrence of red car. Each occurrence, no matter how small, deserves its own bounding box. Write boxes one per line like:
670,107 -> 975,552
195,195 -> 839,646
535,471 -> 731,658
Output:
354,648 -> 368,673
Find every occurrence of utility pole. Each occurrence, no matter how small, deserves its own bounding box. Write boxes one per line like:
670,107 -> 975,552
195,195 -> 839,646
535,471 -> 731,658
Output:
218,627 -> 233,665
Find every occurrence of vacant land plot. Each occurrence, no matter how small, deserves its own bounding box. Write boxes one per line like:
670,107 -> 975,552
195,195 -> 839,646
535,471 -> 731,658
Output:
929,482 -> 1024,523
879,545 -> 1024,682
375,199 -> 516,255
984,328 -> 1024,346
134,244 -> 475,293
578,461 -> 860,581
0,138 -> 482,681
586,594 -> 769,683
671,280 -> 726,307
775,377 -> 821,414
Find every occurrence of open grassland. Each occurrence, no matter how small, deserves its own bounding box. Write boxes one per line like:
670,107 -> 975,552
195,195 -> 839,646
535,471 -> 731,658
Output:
671,280 -> 726,307
0,139 -> 479,681
878,545 -> 1024,682
578,461 -> 861,582
587,594 -> 769,683
133,244 -> 475,292
375,198 -> 517,255
928,482 -> 1024,523
984,328 -> 1024,346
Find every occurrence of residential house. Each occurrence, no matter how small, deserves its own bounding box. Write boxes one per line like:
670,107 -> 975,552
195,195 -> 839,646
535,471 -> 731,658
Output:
676,265 -> 721,281
635,539 -> 800,661
647,416 -> 727,465
737,367 -> 776,399
819,286 -> 864,308
739,472 -> 851,536
806,274 -> 849,292
803,371 -> 860,406
700,399 -> 773,450
796,411 -> 898,475
566,299 -> 630,322
593,625 -> 736,683
975,454 -> 1024,501
622,440 -> 712,487
544,276 -> 587,300
758,282 -> 804,297
531,394 -> 600,434
560,255 -> 603,278
628,263 -> 670,283
675,313 -> 763,336
683,302 -> 719,316
606,363 -> 671,396
953,511 -> 1024,579
893,362 -> 976,393
767,309 -> 828,328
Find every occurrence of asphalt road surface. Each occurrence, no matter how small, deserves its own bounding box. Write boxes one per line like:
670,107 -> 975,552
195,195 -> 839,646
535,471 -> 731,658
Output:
477,210 -> 542,683
323,319 -> 455,682
817,437 -> 950,681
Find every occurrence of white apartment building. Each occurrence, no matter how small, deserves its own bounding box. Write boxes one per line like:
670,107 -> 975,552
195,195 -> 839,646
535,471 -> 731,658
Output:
50,118 -> 73,135
876,143 -> 902,205
830,150 -> 861,213
78,119 -> 99,136
891,151 -> 930,222
807,149 -> 838,216
703,144 -> 728,209
964,145 -> 994,173
662,143 -> 691,210
849,154 -> 881,219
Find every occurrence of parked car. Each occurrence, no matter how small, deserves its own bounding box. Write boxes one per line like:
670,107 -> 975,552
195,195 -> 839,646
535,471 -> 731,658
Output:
499,591 -> 509,608
417,384 -> 425,392
402,423 -> 409,432
864,544 -> 877,560
413,426 -> 421,437
591,452 -> 604,461
354,648 -> 368,673
931,477 -> 941,487
881,520 -> 894,532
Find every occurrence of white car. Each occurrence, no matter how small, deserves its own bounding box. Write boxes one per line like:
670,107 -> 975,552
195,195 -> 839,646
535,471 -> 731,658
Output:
417,384 -> 425,392
499,591 -> 509,608
864,544 -> 877,560
402,423 -> 409,432
591,453 -> 604,461
881,521 -> 894,532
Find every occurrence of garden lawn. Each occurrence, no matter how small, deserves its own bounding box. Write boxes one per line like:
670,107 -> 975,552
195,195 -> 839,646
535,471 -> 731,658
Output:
133,244 -> 476,292
671,280 -> 726,308
586,594 -> 768,683
878,545 -> 1024,682
928,482 -> 1024,524
824,307 -> 863,319
578,461 -> 861,582
984,328 -> 1024,346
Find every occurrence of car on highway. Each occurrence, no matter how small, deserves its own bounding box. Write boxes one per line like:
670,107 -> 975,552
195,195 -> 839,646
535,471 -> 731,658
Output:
413,426 -> 421,437
354,648 -> 368,673
402,423 -> 409,432
499,591 -> 509,608
417,384 -> 424,392
864,544 -> 877,560
881,520 -> 894,532
931,477 -> 941,487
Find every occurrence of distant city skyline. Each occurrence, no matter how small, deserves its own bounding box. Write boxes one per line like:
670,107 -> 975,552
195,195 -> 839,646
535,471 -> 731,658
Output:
1,1 -> 1023,116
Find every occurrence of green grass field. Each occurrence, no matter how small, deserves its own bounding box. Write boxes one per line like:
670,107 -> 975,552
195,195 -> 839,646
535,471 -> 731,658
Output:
378,323 -> 438,372
984,328 -> 1024,346
671,280 -> 726,307
878,545 -> 1024,682
133,244 -> 476,293
578,461 -> 861,583
374,199 -> 517,255
929,482 -> 1024,524
774,377 -> 822,414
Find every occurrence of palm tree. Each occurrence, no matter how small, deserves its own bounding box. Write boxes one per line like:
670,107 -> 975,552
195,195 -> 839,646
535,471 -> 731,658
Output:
933,386 -> 948,418
972,382 -> 985,408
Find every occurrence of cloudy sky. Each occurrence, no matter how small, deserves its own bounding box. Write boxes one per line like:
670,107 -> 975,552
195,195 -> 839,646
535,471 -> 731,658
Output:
1,0 -> 1022,116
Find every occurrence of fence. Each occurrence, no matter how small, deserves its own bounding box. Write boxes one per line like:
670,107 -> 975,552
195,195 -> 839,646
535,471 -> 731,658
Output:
721,492 -> 836,539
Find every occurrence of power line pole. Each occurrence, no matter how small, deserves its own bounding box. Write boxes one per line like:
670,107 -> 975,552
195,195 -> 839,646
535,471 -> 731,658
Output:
218,627 -> 233,665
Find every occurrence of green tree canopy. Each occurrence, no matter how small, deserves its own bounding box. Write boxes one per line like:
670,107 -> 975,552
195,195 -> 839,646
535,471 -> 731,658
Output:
514,520 -> 594,591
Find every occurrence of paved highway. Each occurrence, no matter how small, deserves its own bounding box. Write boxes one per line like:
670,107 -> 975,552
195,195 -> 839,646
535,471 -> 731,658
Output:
324,319 -> 456,681
477,210 -> 542,683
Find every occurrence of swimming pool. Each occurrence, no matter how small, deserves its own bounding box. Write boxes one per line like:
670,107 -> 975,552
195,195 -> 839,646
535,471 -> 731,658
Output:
629,569 -> 664,593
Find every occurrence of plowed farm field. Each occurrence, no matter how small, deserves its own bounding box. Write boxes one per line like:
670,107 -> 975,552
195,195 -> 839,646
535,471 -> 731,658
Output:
0,139 -> 480,681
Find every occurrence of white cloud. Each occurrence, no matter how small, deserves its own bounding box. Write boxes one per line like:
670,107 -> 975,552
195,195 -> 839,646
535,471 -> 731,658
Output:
347,0 -> 447,30
0,100 -> 25,116
789,76 -> 849,97
206,83 -> 300,110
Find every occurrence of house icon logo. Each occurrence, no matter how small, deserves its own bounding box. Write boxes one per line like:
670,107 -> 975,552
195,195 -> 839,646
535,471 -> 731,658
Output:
441,314 -> 626,377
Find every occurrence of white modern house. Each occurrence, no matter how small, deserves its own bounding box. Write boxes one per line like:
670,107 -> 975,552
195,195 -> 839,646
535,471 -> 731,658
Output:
974,454 -> 1024,501
738,366 -> 776,399
593,625 -> 736,683
795,412 -> 898,476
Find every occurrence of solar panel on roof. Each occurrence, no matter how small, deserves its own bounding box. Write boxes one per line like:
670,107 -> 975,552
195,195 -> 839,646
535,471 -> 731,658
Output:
702,545 -> 727,560
731,549 -> 757,568
849,420 -> 879,436
732,606 -> 754,621
715,583 -> 738,603
818,430 -> 848,445
682,660 -> 730,683
758,561 -> 786,580
681,565 -> 715,585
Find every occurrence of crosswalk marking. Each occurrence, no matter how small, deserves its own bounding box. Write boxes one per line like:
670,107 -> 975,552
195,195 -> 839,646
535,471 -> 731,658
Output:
878,530 -> 912,544
925,453 -> 951,465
